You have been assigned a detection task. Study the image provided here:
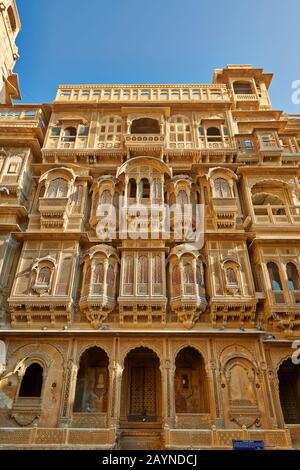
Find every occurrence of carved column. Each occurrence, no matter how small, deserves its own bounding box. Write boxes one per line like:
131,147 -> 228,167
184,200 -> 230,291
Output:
59,341 -> 78,427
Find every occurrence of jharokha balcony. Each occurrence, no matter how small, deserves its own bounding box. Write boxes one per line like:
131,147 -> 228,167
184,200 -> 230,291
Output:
0,105 -> 49,153
124,134 -> 165,157
250,204 -> 300,228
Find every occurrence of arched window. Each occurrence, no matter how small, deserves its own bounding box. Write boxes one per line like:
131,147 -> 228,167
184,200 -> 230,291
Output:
207,127 -> 222,142
226,267 -> 238,285
106,264 -> 115,296
131,118 -> 160,134
62,127 -> 77,143
286,263 -> 300,290
140,178 -> 150,198
37,266 -> 51,284
183,263 -> 194,284
214,178 -> 231,198
124,256 -> 134,284
233,81 -> 253,95
278,359 -> 300,424
128,178 -> 137,198
98,115 -> 122,148
153,255 -> 162,284
93,262 -> 104,295
177,189 -> 188,207
152,178 -> 161,201
73,347 -> 109,413
138,256 -> 148,283
175,347 -> 209,413
267,262 -> 282,291
183,263 -> 194,294
47,178 -> 68,198
7,6 -> 16,32
94,262 -> 104,284
19,363 -> 43,398
172,264 -> 181,296
100,189 -> 112,205
168,116 -> 193,148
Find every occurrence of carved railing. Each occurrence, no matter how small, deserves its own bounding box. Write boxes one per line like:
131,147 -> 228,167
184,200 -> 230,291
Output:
55,84 -> 231,103
234,94 -> 258,101
252,205 -> 300,225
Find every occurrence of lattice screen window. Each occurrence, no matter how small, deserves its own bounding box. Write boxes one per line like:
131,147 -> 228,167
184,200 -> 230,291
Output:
168,116 -> 193,149
98,115 -> 122,148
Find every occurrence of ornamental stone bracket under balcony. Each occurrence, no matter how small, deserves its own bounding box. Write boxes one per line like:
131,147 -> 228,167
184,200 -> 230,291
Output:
118,297 -> 167,325
211,197 -> 239,230
170,292 -> 207,329
38,197 -> 71,230
210,297 -> 257,327
79,295 -> 116,329
8,298 -> 72,326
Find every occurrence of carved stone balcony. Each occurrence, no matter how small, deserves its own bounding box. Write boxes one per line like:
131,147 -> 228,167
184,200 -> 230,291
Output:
38,197 -> 70,230
210,296 -> 257,326
211,197 -> 239,229
249,205 -> 300,229
264,289 -> 300,331
8,296 -> 72,326
124,134 -> 165,157
170,285 -> 207,328
0,106 -> 49,154
79,290 -> 116,329
197,139 -> 237,164
118,296 -> 167,325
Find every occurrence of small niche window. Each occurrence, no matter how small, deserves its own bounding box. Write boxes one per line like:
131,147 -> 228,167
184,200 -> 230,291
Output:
223,126 -> 229,136
128,178 -> 137,198
233,81 -> 253,95
140,178 -> 150,198
51,127 -> 61,137
226,267 -> 238,285
214,178 -> 232,198
78,126 -> 89,137
244,139 -> 254,149
198,127 -> 204,137
286,263 -> 300,291
267,262 -> 283,291
47,178 -> 68,198
7,162 -> 18,174
62,127 -> 77,143
207,127 -> 222,142
7,6 -> 17,32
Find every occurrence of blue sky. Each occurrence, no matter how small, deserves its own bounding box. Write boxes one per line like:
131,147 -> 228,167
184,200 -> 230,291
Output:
14,0 -> 300,112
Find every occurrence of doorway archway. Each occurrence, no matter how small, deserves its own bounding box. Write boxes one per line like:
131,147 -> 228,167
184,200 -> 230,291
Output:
121,347 -> 161,425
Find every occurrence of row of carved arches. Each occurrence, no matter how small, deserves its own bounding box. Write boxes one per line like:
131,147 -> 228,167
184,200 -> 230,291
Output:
7,343 -> 300,425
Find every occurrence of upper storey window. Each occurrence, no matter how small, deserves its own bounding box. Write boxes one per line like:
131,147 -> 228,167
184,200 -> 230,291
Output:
207,127 -> 222,142
233,81 -> 253,95
62,127 -> 77,143
168,116 -> 193,149
98,115 -> 122,148
47,178 -> 68,198
131,118 -> 160,134
214,178 -> 232,198
7,6 -> 17,33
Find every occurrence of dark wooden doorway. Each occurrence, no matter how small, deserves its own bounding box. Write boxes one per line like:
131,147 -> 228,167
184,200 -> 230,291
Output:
121,347 -> 161,424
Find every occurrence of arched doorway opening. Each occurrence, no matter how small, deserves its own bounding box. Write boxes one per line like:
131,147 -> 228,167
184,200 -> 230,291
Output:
175,347 -> 209,414
121,347 -> 161,424
278,358 -> 300,423
131,118 -> 160,134
73,346 -> 109,413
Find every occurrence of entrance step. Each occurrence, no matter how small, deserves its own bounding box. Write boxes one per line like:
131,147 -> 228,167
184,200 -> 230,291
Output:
119,429 -> 164,450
